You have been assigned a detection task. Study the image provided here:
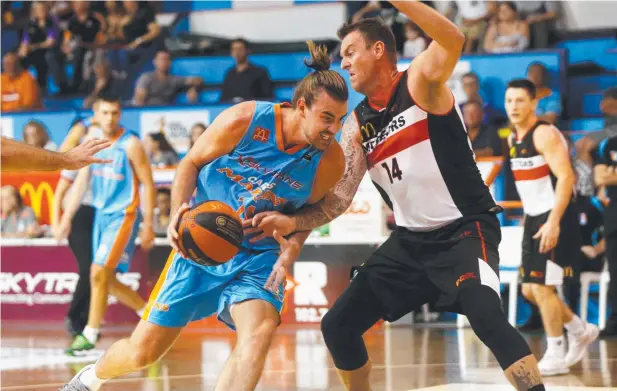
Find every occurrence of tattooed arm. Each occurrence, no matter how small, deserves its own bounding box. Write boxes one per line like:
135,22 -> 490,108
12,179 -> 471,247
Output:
246,113 -> 368,238
294,113 -> 367,230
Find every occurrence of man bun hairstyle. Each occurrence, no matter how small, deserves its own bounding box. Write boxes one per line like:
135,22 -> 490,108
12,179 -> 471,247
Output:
292,41 -> 348,108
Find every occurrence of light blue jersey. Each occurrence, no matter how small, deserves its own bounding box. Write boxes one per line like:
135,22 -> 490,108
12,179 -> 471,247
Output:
90,129 -> 140,215
89,129 -> 142,272
196,101 -> 324,251
143,102 -> 327,329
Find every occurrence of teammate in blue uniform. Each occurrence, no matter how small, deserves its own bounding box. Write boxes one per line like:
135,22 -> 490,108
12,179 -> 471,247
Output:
54,96 -> 156,356
61,42 -> 348,391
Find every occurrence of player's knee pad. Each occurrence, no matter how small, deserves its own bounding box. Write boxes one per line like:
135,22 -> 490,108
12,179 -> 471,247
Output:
459,284 -> 532,370
321,309 -> 369,371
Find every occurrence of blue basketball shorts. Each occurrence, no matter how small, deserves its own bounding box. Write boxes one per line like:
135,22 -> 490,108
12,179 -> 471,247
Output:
92,211 -> 141,273
142,249 -> 284,329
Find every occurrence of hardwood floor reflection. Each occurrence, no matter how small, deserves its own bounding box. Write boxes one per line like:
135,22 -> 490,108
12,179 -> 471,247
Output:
1,322 -> 616,390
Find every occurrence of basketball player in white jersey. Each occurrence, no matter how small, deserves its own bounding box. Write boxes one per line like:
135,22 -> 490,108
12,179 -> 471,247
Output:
505,78 -> 599,375
246,2 -> 546,390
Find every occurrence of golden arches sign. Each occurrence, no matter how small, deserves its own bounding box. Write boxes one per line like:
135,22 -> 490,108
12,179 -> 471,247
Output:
19,182 -> 55,222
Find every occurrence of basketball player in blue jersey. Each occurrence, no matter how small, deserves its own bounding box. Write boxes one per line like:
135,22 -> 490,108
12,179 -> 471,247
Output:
60,42 -> 348,391
54,96 -> 156,356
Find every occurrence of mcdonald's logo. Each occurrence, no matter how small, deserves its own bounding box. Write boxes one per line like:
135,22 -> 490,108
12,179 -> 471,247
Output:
360,122 -> 377,140
19,182 -> 55,222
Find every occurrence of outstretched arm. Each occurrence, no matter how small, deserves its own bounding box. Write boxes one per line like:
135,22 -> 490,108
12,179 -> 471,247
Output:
390,0 -> 464,85
1,137 -> 111,172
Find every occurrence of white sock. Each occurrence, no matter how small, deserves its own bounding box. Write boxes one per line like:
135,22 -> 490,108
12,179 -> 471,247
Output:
547,335 -> 565,356
78,363 -> 106,391
564,314 -> 585,336
82,326 -> 99,344
136,306 -> 146,318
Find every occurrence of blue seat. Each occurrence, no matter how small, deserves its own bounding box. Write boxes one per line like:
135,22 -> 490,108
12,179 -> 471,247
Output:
583,93 -> 604,117
557,38 -> 617,71
171,52 -> 311,86
569,118 -> 605,132
274,86 -> 295,102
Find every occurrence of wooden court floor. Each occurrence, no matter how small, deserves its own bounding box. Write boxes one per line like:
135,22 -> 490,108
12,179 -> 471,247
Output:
1,322 -> 617,391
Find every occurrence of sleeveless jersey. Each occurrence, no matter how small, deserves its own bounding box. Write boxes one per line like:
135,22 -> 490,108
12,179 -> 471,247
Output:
90,129 -> 140,215
355,71 -> 498,231
60,117 -> 104,207
196,102 -> 324,251
509,120 -> 569,217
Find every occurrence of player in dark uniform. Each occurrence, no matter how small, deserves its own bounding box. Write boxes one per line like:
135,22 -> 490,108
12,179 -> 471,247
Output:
592,135 -> 617,336
505,79 -> 598,375
247,2 -> 546,390
566,194 -> 606,314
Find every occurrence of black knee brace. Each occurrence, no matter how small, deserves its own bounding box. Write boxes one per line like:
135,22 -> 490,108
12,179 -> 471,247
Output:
459,284 -> 532,370
321,273 -> 383,371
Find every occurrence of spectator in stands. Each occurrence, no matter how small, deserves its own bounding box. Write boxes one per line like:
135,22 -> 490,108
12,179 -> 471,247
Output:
401,22 -> 426,58
463,100 -> 502,157
23,120 -> 57,150
153,187 -> 171,237
461,72 -> 505,126
104,0 -> 126,42
445,0 -> 493,53
83,58 -> 124,108
526,62 -> 561,125
190,123 -> 207,148
146,132 -> 178,168
1,52 -> 42,112
18,1 -> 68,94
121,0 -> 160,62
50,1 -> 74,30
0,185 -> 43,238
483,1 -> 529,54
516,1 -> 560,49
63,1 -> 106,93
601,87 -> 617,139
220,38 -> 273,103
133,50 -> 203,106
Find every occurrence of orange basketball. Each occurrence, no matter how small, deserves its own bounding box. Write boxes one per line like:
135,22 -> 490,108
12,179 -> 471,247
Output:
177,200 -> 244,266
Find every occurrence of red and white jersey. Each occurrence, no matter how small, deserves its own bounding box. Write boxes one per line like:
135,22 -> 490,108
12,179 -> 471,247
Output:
509,121 -> 569,216
355,71 -> 498,231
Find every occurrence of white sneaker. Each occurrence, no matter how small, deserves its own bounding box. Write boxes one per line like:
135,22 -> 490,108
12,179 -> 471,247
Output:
538,353 -> 569,376
565,322 -> 600,367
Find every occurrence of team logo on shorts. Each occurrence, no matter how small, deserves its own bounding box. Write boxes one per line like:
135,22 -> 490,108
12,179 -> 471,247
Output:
456,272 -> 477,287
530,271 -> 544,278
153,302 -> 169,312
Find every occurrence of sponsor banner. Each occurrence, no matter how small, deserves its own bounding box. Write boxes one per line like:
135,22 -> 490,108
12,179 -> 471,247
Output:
1,172 -> 61,225
140,110 -> 210,155
0,170 -> 181,225
0,245 -> 149,323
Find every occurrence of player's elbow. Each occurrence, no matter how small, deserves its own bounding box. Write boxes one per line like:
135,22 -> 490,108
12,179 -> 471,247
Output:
450,30 -> 465,52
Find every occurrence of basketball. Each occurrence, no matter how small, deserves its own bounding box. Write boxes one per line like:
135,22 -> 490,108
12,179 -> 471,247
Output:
176,200 -> 244,266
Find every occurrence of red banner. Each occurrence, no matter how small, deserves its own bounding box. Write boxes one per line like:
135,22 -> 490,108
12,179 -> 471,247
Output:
1,171 -> 61,226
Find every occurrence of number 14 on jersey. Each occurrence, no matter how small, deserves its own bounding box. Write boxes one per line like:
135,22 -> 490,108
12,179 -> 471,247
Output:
381,157 -> 403,183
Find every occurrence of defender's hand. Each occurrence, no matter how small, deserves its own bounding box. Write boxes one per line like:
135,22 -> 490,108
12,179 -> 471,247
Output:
63,139 -> 112,169
243,211 -> 296,243
264,230 -> 301,294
